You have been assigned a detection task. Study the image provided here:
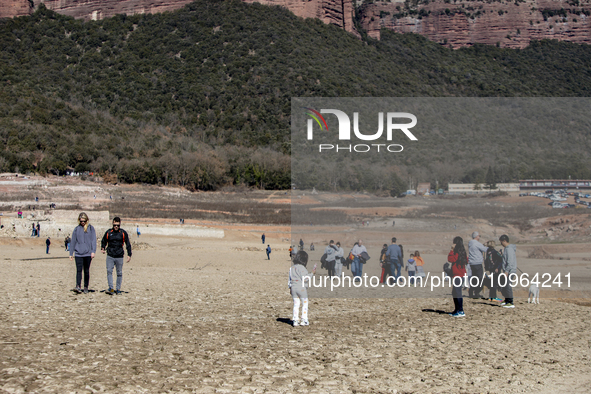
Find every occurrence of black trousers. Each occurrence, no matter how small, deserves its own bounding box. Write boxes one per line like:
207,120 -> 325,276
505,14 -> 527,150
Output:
452,281 -> 464,313
468,264 -> 484,298
326,260 -> 335,277
75,256 -> 92,288
486,272 -> 501,299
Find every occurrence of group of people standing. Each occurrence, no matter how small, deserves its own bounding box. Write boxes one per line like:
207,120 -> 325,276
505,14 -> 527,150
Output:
447,232 -> 517,317
322,240 -> 345,277
288,231 -> 518,325
69,212 -> 132,295
319,238 -> 416,283
30,222 -> 40,237
289,239 -> 310,259
318,239 -> 368,279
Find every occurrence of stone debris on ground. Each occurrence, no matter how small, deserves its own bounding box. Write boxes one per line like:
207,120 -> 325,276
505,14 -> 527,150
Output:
131,241 -> 157,251
527,247 -> 555,259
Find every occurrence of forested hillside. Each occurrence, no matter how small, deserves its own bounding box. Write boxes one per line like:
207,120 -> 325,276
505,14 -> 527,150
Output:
2,0 -> 591,192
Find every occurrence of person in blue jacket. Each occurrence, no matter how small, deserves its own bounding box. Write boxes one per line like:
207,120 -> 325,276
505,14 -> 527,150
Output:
69,212 -> 96,294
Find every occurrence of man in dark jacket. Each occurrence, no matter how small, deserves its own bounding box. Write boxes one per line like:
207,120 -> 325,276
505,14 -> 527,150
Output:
101,217 -> 132,295
484,241 -> 504,301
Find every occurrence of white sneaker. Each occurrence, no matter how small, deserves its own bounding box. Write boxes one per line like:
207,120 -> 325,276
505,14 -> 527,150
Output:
502,303 -> 515,308
300,320 -> 309,326
292,320 -> 299,327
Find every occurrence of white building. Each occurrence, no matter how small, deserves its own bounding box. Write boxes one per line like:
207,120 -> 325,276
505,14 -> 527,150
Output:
448,183 -> 520,195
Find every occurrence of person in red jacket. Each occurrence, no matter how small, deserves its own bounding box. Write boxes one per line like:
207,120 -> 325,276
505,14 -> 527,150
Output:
447,236 -> 468,317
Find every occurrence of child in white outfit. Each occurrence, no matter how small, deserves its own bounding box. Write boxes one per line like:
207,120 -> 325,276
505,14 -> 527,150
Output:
288,251 -> 316,327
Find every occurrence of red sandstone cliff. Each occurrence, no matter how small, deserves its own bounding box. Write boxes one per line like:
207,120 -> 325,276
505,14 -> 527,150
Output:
3,0 -> 591,48
242,0 -> 357,34
358,0 -> 591,48
1,0 -> 357,36
38,0 -> 195,21
0,0 -> 33,19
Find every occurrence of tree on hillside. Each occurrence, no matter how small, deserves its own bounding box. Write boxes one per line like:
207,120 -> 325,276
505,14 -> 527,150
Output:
486,166 -> 497,192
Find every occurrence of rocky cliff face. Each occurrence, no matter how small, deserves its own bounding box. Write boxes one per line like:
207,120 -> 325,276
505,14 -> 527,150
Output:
243,0 -> 357,34
358,0 -> 591,48
4,0 -> 590,48
0,0 -> 33,19
2,0 -> 357,36
38,0 -> 195,21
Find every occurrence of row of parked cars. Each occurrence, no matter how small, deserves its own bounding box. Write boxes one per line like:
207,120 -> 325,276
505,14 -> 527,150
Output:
519,190 -> 591,208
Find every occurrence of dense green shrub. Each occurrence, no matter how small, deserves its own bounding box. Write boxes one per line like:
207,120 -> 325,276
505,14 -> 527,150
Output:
1,1 -> 591,190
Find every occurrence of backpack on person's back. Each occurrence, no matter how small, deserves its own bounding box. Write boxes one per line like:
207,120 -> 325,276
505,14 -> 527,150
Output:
443,262 -> 453,277
485,247 -> 503,272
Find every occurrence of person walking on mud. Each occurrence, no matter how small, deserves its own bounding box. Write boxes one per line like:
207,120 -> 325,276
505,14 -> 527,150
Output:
262,233 -> 265,244
289,251 -> 316,327
468,231 -> 488,299
334,242 -> 344,277
379,244 -> 389,284
266,245 -> 271,260
499,235 -> 517,309
386,237 -> 403,281
448,236 -> 468,317
414,250 -> 426,279
101,217 -> 132,295
70,212 -> 97,294
351,239 -> 367,280
323,240 -> 338,277
45,237 -> 51,254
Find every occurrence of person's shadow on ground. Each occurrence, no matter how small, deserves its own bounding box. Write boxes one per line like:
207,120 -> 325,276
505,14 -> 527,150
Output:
421,308 -> 449,314
473,301 -> 502,307
99,289 -> 130,295
276,318 -> 294,326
